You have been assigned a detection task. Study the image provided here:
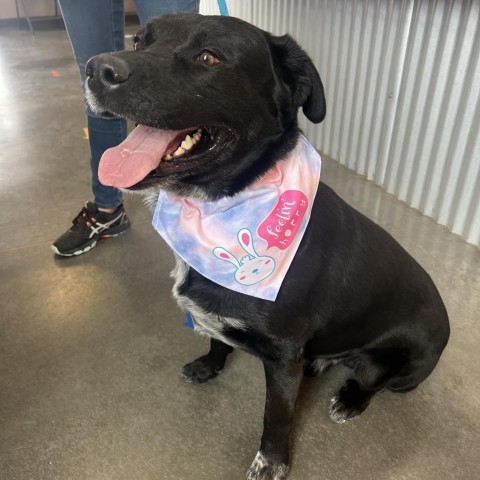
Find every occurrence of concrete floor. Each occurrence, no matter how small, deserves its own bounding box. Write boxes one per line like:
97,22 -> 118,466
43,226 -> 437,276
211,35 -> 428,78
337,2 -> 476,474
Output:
1,26 -> 479,480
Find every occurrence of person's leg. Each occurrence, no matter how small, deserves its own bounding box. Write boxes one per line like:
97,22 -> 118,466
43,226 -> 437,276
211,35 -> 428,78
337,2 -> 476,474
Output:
53,0 -> 130,256
58,0 -> 126,211
134,0 -> 199,26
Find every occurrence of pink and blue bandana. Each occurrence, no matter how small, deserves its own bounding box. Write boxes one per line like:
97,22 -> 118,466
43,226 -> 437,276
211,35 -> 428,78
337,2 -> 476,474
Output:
152,135 -> 321,301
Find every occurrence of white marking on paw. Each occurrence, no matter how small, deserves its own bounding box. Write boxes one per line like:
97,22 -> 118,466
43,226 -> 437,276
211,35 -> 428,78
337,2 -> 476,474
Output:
246,451 -> 288,480
329,396 -> 348,424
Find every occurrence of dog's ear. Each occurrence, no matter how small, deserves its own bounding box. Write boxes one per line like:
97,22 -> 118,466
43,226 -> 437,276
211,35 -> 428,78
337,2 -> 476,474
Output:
267,34 -> 326,124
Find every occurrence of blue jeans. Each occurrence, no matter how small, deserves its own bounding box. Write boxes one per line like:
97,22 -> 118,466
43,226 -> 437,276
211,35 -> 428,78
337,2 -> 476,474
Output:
58,0 -> 199,209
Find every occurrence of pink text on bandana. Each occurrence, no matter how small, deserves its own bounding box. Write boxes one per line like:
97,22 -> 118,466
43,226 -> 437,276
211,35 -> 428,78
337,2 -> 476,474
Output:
257,190 -> 308,250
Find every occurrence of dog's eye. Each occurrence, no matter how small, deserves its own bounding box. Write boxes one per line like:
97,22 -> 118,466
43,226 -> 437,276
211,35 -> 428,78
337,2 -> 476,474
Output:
133,36 -> 141,51
197,51 -> 220,66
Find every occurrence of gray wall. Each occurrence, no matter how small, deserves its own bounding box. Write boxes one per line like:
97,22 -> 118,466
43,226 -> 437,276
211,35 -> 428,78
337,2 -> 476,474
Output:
200,0 -> 480,246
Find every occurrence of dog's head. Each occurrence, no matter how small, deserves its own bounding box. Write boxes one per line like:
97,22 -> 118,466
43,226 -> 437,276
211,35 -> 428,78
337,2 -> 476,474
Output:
86,13 -> 326,200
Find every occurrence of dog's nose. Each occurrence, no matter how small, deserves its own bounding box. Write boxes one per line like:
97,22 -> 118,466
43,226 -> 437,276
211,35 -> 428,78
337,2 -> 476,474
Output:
86,54 -> 131,87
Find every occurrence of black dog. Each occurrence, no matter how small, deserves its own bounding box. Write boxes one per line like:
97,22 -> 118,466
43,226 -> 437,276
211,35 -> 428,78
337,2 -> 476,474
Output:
85,13 -> 449,480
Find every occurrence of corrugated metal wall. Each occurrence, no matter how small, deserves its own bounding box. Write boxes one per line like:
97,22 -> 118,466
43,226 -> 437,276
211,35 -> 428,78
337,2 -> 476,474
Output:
199,0 -> 480,246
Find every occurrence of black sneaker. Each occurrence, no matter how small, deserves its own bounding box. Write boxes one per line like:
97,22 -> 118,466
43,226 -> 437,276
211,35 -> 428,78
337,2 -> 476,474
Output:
51,202 -> 130,256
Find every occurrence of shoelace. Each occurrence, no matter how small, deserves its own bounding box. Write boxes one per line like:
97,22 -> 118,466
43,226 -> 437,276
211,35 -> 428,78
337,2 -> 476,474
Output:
72,205 -> 97,230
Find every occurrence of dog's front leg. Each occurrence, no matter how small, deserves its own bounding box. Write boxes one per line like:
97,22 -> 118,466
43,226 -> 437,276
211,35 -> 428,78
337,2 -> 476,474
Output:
247,353 -> 303,480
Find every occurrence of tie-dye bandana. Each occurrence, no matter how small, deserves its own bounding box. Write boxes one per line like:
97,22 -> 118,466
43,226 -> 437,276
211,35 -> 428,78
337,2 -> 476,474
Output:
152,135 -> 321,301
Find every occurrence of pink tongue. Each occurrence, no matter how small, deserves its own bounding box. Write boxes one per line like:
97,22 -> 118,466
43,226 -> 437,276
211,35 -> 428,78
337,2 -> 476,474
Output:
99,125 -> 182,188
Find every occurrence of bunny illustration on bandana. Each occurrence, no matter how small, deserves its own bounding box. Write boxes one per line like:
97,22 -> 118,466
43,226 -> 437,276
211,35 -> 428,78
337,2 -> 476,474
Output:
213,229 -> 276,286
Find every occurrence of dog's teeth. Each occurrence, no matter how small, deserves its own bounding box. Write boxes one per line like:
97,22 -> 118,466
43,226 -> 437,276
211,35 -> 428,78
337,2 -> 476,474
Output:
181,135 -> 194,150
165,131 -> 202,161
173,147 -> 186,157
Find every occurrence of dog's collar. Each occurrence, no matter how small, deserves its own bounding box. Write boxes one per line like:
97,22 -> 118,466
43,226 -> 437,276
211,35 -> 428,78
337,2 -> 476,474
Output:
152,135 -> 321,301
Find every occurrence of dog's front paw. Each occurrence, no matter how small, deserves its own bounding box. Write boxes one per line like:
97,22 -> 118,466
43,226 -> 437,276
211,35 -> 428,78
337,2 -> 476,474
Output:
246,451 -> 288,480
179,356 -> 223,384
329,379 -> 372,423
329,395 -> 356,423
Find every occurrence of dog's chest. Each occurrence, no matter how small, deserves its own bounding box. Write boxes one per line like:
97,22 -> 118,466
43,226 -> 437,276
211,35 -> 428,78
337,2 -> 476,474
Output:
170,254 -> 245,346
